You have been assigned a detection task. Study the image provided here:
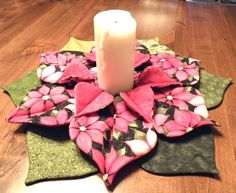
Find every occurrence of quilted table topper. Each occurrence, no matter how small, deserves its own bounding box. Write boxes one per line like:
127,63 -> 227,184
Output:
6,38 -> 226,187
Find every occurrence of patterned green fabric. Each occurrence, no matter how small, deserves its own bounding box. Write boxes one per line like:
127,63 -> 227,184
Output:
26,126 -> 98,185
2,70 -> 41,106
199,70 -> 232,109
61,37 -> 94,53
140,127 -> 218,174
139,38 -> 175,55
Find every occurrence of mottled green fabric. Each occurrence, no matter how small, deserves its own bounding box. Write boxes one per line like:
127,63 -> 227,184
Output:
61,37 -> 94,53
139,38 -> 175,55
26,126 -> 98,185
200,70 -> 232,109
140,127 -> 218,175
2,70 -> 98,185
2,70 -> 41,106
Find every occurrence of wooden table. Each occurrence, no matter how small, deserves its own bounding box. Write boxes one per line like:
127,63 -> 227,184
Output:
0,1 -> 236,193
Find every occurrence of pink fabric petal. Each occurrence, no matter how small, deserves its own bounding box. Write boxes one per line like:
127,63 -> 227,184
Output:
118,110 -> 138,122
50,86 -> 65,95
134,51 -> 150,68
164,120 -> 186,132
175,70 -> 189,81
174,109 -> 191,128
75,82 -> 114,116
87,129 -> 104,145
120,86 -> 154,122
172,99 -> 189,110
39,85 -> 50,95
164,68 -> 177,75
44,100 -> 54,110
92,149 -> 105,173
57,54 -> 67,65
76,132 -> 92,154
58,63 -> 95,83
87,121 -> 109,132
108,156 -> 131,175
69,119 -> 80,140
77,114 -> 99,127
50,94 -> 69,104
7,114 -> 30,123
28,91 -> 42,98
23,98 -> 41,108
46,54 -> 58,63
115,101 -> 128,114
185,68 -> 199,76
105,147 -> 117,174
174,91 -> 195,101
167,130 -> 186,137
84,52 -> 96,62
153,114 -> 169,128
30,99 -> 45,114
56,109 -> 69,125
40,116 -> 58,126
113,117 -> 129,133
137,66 -> 181,88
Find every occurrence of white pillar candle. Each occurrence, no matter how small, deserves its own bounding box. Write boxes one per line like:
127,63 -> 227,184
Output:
94,10 -> 137,95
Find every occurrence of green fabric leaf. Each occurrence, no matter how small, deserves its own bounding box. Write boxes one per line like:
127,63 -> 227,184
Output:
61,37 -> 94,53
25,126 -> 98,185
139,38 -> 175,55
2,69 -> 41,106
140,126 -> 219,175
199,70 -> 232,109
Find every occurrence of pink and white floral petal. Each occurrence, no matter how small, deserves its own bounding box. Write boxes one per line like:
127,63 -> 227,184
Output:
172,99 -> 189,110
8,114 -> 30,123
28,91 -> 42,98
40,116 -> 58,126
50,86 -> 65,95
44,100 -> 54,110
56,109 -> 69,125
173,109 -> 191,128
23,97 -> 41,108
118,110 -> 138,122
30,99 -> 45,114
164,68 -> 177,75
153,114 -> 169,127
185,68 -> 199,76
173,92 -> 195,101
175,70 -> 189,82
77,114 -> 100,127
146,129 -> 158,148
92,149 -> 105,174
87,121 -> 109,132
57,54 -> 67,65
125,140 -> 150,155
41,66 -> 56,79
43,71 -> 63,83
50,94 -> 69,104
194,105 -> 209,119
113,117 -> 129,133
188,96 -> 205,106
105,147 -> 117,174
76,132 -> 92,154
39,85 -> 50,95
87,129 -> 104,145
69,121 -> 80,140
45,54 -> 58,64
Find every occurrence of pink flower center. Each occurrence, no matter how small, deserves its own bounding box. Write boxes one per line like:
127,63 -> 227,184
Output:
178,66 -> 184,71
166,95 -> 173,100
42,95 -> 50,100
160,59 -> 166,62
79,126 -> 87,131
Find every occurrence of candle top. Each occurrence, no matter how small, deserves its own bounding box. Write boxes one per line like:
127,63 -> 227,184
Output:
94,10 -> 136,34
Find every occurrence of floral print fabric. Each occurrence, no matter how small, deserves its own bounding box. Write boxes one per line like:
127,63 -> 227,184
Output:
7,40 -> 214,186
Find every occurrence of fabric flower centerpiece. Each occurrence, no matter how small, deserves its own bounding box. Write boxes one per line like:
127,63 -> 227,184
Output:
7,41 -> 214,186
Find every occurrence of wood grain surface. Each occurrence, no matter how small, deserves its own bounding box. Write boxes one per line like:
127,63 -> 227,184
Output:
0,0 -> 236,193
